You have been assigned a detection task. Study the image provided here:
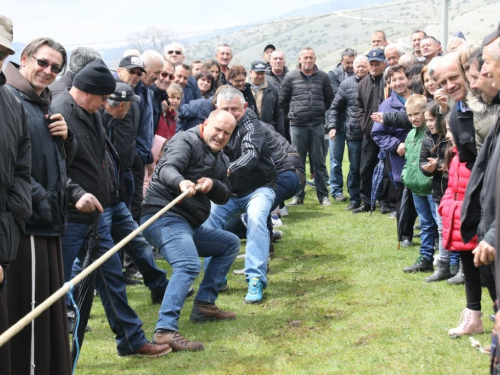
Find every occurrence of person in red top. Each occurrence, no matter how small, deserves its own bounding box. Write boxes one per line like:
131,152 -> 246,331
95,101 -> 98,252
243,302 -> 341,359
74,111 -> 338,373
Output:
438,117 -> 496,338
156,83 -> 183,141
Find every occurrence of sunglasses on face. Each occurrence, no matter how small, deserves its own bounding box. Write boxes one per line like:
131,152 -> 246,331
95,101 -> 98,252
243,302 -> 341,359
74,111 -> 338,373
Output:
160,71 -> 175,79
31,56 -> 62,74
127,69 -> 143,77
167,50 -> 182,55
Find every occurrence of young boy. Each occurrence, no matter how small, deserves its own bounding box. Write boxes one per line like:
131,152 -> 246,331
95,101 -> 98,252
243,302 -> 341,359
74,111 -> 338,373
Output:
401,94 -> 437,273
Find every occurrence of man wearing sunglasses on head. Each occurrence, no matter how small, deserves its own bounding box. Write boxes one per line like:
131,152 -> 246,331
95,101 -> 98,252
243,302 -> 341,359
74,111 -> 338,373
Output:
4,36 -> 77,374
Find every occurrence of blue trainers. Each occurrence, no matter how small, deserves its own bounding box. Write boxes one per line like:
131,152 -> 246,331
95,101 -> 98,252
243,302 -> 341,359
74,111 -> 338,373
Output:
244,278 -> 263,304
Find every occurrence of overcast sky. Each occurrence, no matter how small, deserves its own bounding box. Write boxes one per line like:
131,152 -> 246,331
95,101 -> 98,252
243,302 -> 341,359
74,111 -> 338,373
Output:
6,0 -> 329,49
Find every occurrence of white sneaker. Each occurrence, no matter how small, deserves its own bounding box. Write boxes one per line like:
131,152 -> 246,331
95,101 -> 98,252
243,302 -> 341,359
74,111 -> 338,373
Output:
279,206 -> 289,216
236,253 -> 246,259
271,214 -> 282,227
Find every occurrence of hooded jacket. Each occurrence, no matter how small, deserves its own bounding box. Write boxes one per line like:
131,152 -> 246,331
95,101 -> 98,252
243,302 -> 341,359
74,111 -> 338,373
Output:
0,70 -> 31,263
279,64 -> 334,127
5,62 -> 77,236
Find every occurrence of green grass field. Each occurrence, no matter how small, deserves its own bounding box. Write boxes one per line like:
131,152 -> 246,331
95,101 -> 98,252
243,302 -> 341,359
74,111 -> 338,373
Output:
75,180 -> 493,375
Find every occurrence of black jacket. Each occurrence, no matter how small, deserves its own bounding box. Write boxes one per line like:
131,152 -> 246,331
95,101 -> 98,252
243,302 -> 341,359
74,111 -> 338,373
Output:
419,130 -> 448,204
328,62 -> 349,96
152,85 -> 168,134
52,90 -> 112,224
461,117 -> 500,245
224,110 -> 277,197
355,73 -> 385,139
0,71 -> 32,263
265,67 -> 289,93
448,102 -> 477,170
48,71 -> 75,99
327,75 -> 363,142
261,121 -> 293,174
251,81 -> 284,136
142,125 -> 231,228
6,62 -> 77,237
279,65 -> 334,127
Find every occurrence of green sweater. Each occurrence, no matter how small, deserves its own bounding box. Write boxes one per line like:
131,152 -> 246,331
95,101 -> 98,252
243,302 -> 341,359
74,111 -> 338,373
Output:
401,126 -> 432,196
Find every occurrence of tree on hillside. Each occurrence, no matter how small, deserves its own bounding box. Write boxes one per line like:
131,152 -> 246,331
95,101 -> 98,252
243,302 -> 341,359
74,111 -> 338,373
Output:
127,27 -> 176,54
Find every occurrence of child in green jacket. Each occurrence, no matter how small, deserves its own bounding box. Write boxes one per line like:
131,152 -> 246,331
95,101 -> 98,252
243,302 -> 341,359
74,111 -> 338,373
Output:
401,95 -> 437,274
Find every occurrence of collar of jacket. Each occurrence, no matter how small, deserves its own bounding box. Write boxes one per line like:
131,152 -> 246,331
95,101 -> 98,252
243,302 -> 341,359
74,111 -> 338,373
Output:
297,63 -> 319,76
5,61 -> 51,107
0,71 -> 5,86
369,73 -> 383,83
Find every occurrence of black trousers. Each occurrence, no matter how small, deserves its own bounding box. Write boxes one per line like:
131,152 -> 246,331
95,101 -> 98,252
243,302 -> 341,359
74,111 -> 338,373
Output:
131,154 -> 145,223
460,251 -> 496,311
359,138 -> 380,206
396,182 -> 418,241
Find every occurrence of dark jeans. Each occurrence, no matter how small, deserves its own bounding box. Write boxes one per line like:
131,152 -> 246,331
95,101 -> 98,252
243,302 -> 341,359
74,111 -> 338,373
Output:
359,138 -> 380,206
329,129 -> 345,198
131,154 -> 145,223
460,251 -> 496,311
290,124 -> 329,202
123,169 -> 135,212
346,140 -> 362,203
62,217 -> 148,355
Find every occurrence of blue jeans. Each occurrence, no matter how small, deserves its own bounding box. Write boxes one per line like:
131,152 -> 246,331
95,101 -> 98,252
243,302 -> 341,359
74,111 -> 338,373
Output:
434,202 -> 449,262
62,217 -> 148,355
272,170 -> 302,211
204,187 -> 275,287
141,213 -> 240,332
123,169 -> 135,212
290,124 -> 328,201
412,194 -> 437,260
103,202 -> 167,293
346,140 -> 362,203
329,126 -> 345,198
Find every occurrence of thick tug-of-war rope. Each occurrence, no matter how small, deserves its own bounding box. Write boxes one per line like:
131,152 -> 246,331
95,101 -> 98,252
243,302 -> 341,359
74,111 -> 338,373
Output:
0,185 -> 200,348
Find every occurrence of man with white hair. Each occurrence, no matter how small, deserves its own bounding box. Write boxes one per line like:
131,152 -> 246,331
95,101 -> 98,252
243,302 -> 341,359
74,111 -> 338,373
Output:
384,43 -> 404,67
164,42 -> 185,64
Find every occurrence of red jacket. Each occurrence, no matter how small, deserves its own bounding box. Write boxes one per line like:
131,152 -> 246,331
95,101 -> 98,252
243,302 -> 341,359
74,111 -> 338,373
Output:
438,149 -> 477,251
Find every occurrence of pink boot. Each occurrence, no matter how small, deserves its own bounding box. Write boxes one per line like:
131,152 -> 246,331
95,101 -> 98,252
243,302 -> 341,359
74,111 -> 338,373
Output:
448,308 -> 484,338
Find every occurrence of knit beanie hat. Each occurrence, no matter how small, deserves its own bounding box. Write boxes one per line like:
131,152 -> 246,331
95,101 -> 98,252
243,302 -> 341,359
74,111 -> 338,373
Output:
73,58 -> 116,95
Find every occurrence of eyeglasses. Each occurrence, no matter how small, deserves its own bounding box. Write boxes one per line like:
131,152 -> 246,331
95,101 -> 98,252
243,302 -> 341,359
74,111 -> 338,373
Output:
167,50 -> 182,55
127,69 -> 143,77
31,56 -> 62,74
160,71 -> 175,79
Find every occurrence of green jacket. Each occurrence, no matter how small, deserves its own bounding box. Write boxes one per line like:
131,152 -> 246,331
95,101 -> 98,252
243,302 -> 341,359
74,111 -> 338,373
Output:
401,126 -> 432,196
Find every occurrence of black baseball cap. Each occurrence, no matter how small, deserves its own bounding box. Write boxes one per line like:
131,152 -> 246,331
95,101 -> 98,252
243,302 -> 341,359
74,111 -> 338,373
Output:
366,49 -> 386,62
482,21 -> 500,47
110,82 -> 140,102
251,60 -> 267,72
263,44 -> 276,53
118,55 -> 146,73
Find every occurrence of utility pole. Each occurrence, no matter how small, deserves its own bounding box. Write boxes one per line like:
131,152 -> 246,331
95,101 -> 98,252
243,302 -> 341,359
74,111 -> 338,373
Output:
442,0 -> 449,52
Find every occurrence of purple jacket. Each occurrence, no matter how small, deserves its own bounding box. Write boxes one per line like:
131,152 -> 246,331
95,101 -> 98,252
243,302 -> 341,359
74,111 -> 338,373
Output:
371,91 -> 410,182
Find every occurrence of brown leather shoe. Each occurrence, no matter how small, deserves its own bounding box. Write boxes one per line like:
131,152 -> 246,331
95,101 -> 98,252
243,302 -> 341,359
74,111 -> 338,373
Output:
120,341 -> 172,357
190,302 -> 236,323
153,329 -> 204,351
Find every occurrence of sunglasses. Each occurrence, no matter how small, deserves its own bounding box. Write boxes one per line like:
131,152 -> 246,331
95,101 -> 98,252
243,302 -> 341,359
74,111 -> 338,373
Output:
167,50 -> 182,55
31,56 -> 62,74
127,69 -> 143,77
160,71 -> 175,79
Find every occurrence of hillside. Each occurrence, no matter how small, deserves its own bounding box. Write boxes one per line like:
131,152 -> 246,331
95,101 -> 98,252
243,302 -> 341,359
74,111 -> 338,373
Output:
182,0 -> 499,72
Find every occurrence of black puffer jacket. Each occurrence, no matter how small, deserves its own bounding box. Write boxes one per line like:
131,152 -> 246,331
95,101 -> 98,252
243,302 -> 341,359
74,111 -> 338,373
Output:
52,90 -> 112,224
448,102 -> 477,170
327,75 -> 363,142
328,62 -> 346,96
48,71 -> 75,99
280,65 -> 334,127
355,73 -> 385,139
6,62 -> 77,237
142,125 -> 231,228
224,110 -> 277,197
0,71 -> 31,263
265,67 -> 289,93
260,121 -> 293,174
419,130 -> 449,204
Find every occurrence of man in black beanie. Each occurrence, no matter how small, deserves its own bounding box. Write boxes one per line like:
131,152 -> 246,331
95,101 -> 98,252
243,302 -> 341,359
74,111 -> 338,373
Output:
52,59 -> 172,358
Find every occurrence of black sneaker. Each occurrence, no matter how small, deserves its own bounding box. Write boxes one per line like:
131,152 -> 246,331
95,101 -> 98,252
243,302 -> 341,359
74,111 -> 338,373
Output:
352,204 -> 370,214
403,255 -> 434,273
345,201 -> 360,211
124,272 -> 143,285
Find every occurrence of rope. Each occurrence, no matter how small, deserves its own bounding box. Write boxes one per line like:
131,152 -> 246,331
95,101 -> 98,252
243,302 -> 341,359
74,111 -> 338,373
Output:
0,189 -> 191,348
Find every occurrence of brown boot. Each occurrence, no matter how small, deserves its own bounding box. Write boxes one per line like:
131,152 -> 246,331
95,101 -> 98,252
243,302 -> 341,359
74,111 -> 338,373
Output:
448,308 -> 484,338
153,329 -> 204,351
190,302 -> 236,324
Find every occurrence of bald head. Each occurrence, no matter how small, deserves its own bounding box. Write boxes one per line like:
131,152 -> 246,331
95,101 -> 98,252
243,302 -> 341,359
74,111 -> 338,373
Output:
202,110 -> 236,153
